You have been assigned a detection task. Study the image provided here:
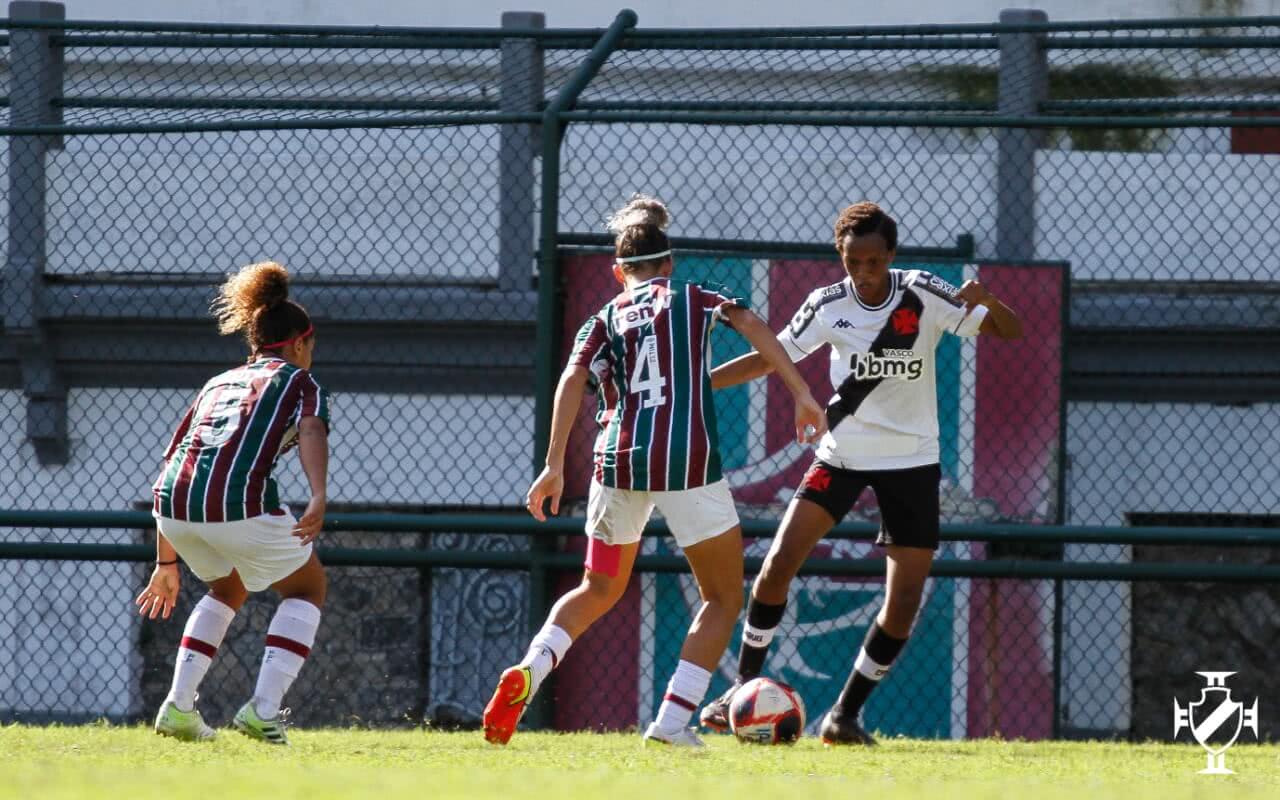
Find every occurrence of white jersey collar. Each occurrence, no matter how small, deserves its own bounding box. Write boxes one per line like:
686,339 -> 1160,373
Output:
850,271 -> 898,312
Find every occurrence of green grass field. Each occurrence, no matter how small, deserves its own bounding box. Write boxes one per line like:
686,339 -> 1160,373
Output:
2,725 -> 1276,800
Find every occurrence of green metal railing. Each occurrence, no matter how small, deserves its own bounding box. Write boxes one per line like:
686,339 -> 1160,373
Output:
3,509 -> 1278,582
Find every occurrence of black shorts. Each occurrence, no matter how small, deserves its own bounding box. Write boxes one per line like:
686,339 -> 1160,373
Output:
793,459 -> 942,550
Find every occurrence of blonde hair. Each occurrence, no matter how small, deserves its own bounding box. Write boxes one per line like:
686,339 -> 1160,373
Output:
606,194 -> 672,270
210,261 -> 311,352
605,193 -> 670,234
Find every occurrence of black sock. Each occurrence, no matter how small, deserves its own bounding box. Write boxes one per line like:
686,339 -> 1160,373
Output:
836,622 -> 908,719
736,597 -> 786,681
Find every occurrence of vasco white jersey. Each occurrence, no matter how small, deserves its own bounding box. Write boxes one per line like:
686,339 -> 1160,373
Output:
777,269 -> 987,471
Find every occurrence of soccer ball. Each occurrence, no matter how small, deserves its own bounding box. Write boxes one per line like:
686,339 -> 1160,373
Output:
728,676 -> 806,744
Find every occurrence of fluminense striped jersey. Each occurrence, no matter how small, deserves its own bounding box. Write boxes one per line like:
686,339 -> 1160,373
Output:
569,277 -> 745,492
153,357 -> 331,522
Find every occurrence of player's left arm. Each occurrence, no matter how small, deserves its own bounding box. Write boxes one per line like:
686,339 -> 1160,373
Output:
526,365 -> 592,521
958,280 -> 1023,340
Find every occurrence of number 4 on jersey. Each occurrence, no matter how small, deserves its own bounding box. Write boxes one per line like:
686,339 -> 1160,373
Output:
630,335 -> 667,408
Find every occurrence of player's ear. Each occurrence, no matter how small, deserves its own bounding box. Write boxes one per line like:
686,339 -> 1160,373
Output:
612,263 -> 626,286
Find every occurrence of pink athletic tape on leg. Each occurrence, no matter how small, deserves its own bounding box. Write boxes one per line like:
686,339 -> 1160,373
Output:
585,538 -> 622,578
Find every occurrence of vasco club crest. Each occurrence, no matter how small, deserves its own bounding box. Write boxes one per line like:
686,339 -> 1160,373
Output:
1173,672 -> 1259,774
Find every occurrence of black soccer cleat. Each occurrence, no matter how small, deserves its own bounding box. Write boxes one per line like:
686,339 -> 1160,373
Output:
819,709 -> 877,747
698,680 -> 742,733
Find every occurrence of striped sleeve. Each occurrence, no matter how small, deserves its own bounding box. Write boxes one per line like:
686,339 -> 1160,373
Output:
161,398 -> 198,462
695,281 -> 747,328
567,314 -> 609,372
298,371 -> 331,432
776,287 -> 830,361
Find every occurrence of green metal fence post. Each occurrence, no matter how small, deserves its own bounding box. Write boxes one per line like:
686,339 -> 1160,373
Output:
1052,259 -> 1071,738
7,1 -> 68,465
528,7 -> 638,730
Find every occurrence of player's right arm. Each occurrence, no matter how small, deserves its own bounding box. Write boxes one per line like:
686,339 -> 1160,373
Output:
293,417 -> 328,545
719,306 -> 825,444
711,287 -> 828,390
292,373 -> 331,545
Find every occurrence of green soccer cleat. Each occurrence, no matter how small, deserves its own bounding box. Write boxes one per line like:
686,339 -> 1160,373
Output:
153,699 -> 216,742
233,701 -> 291,745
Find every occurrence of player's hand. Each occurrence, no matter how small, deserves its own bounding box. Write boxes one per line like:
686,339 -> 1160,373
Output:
957,280 -> 993,311
292,496 -> 326,545
526,467 -> 565,522
135,565 -> 180,620
795,391 -> 826,445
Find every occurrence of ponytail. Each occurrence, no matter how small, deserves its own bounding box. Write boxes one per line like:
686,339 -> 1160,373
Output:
607,194 -> 672,271
211,261 -> 312,353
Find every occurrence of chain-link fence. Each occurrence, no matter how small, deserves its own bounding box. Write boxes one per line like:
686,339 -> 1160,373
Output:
2,6 -> 1279,740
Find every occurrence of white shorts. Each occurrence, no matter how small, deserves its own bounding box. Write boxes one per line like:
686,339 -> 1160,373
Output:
155,511 -> 313,592
586,479 -> 740,550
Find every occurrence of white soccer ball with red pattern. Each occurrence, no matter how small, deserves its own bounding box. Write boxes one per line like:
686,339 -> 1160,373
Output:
728,676 -> 806,744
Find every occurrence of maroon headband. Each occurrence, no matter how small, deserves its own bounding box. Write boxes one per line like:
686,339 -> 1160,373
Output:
260,323 -> 314,351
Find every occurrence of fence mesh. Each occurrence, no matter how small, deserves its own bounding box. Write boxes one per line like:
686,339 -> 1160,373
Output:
2,14 -> 1279,740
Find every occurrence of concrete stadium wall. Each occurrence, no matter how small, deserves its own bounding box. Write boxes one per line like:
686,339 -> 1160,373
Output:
55,0 -> 1280,28
38,125 -> 1280,283
1060,401 -> 1280,734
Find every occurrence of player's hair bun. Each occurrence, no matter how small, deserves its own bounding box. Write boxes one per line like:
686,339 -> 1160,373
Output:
212,261 -> 291,335
606,193 -> 671,234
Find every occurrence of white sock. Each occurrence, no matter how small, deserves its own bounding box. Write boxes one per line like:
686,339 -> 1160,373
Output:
520,623 -> 573,697
166,595 -> 235,712
654,660 -> 712,734
252,599 -> 321,719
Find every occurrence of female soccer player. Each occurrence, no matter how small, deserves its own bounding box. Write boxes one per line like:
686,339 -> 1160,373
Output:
482,195 -> 826,747
136,261 -> 330,746
699,202 -> 1023,745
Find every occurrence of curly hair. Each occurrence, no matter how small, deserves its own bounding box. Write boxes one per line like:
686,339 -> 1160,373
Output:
606,194 -> 672,271
211,261 -> 312,353
833,202 -> 898,251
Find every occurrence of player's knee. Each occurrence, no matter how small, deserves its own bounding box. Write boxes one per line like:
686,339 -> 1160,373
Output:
280,568 -> 327,608
700,582 -> 743,618
308,571 -> 328,608
581,570 -> 625,608
721,585 -> 745,617
210,583 -> 247,611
